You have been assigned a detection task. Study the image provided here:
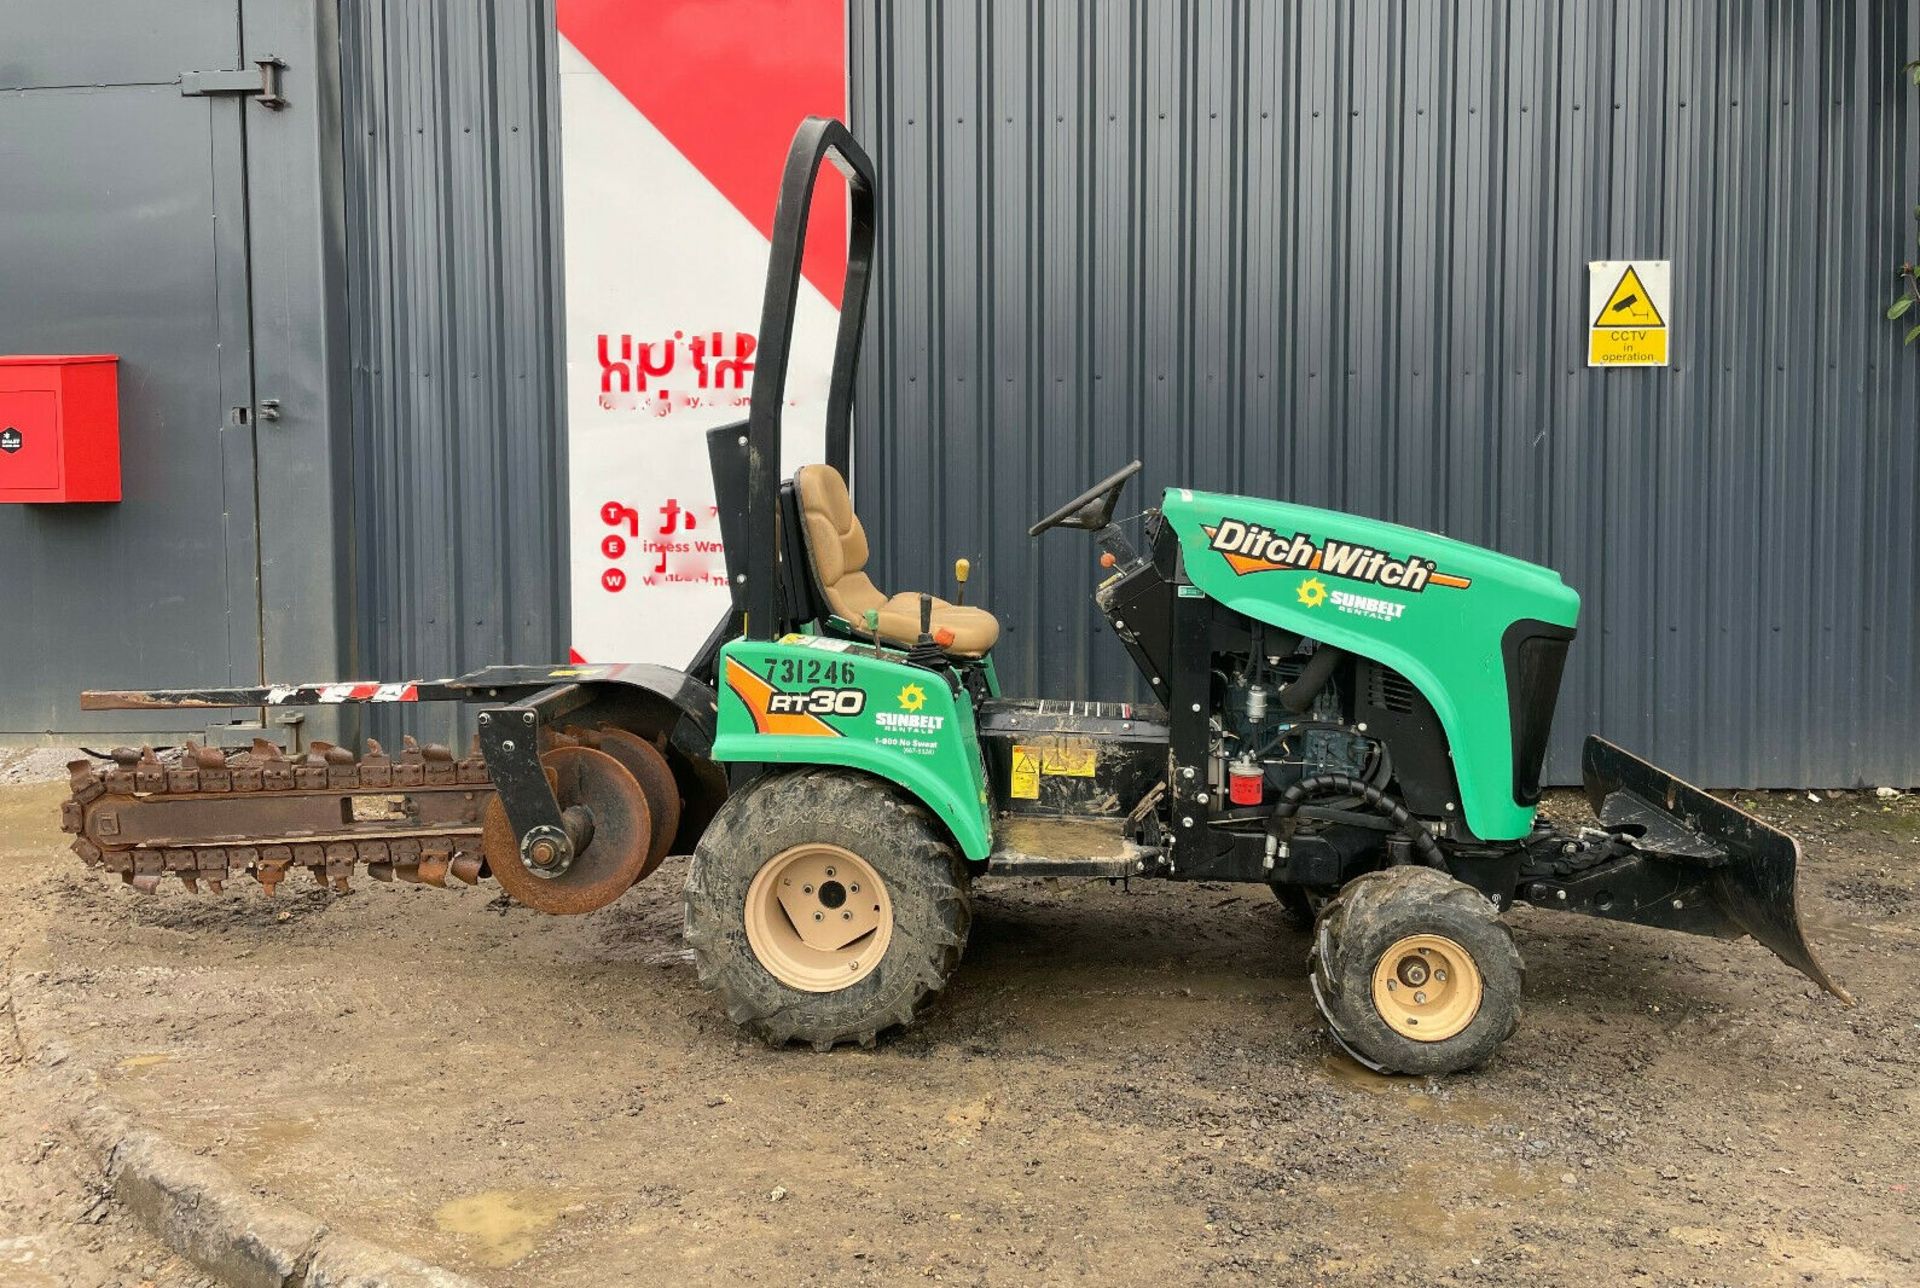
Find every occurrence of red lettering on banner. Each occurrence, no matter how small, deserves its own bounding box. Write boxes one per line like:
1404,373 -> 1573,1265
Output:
601,501 -> 639,536
595,330 -> 758,414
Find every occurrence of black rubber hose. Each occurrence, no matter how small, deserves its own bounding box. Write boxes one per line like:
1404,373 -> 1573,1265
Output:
1277,646 -> 1348,715
1268,773 -> 1447,869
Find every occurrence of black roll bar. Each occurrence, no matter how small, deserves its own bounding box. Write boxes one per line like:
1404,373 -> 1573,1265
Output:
744,117 -> 877,640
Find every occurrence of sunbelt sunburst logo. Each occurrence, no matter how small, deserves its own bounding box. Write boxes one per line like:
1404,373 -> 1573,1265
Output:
1202,519 -> 1472,592
876,682 -> 944,733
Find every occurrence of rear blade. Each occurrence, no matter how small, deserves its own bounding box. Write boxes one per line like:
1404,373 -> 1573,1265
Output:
1581,735 -> 1851,1003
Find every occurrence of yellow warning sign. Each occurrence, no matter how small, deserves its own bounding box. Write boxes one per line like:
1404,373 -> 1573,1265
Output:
1588,260 -> 1670,368
1039,737 -> 1097,778
1595,266 -> 1664,326
1009,746 -> 1041,800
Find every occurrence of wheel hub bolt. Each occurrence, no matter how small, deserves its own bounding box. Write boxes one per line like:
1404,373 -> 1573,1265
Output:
1414,991 -> 1428,1004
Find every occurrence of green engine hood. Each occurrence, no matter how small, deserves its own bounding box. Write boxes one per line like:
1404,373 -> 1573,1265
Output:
1162,488 -> 1580,840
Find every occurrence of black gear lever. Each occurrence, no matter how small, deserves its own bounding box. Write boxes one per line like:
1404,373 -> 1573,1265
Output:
906,592 -> 949,667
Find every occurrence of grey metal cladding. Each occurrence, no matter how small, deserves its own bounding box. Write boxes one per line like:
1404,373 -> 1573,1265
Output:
849,0 -> 1920,788
337,0 -> 570,745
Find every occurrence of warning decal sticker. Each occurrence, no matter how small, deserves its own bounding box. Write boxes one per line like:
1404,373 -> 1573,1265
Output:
1009,746 -> 1041,800
1588,260 -> 1671,367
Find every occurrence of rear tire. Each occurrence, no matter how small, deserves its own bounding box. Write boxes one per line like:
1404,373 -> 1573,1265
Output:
683,768 -> 971,1050
1309,866 -> 1523,1076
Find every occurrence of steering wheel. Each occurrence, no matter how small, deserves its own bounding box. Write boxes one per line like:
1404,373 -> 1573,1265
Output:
1028,460 -> 1144,536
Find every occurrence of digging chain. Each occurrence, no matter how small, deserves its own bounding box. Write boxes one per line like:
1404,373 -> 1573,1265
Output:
60,738 -> 496,896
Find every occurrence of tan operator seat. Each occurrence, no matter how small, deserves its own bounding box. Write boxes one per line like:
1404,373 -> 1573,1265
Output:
793,464 -> 1001,658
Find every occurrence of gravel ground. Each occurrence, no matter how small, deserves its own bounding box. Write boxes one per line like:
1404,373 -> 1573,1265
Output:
0,773 -> 1915,1286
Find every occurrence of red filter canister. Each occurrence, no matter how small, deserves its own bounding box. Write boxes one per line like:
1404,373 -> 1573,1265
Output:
1228,761 -> 1265,806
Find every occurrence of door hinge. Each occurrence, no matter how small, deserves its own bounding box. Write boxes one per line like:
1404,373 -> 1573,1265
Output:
181,56 -> 288,110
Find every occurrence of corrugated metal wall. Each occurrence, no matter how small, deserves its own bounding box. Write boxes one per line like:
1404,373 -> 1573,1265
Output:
338,0 -> 569,742
849,0 -> 1920,788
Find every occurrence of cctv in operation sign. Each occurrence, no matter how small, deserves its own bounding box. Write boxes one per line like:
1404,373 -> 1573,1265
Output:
1588,260 -> 1671,367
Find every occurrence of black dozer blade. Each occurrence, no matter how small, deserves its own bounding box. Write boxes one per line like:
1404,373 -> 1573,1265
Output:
1581,735 -> 1851,1003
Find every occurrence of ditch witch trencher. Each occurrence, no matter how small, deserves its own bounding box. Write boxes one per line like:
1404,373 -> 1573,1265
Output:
62,119 -> 1846,1074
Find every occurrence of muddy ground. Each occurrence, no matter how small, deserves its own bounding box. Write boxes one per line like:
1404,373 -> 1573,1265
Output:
0,759 -> 1915,1286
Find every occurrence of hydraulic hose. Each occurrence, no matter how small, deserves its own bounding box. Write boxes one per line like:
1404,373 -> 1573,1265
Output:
1269,773 -> 1446,869
1277,646 -> 1347,715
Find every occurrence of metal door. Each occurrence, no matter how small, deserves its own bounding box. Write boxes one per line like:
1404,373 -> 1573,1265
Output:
0,0 -> 264,738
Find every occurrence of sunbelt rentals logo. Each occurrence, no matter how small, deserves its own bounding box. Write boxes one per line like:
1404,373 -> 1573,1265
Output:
876,682 -> 945,733
1203,519 -> 1472,592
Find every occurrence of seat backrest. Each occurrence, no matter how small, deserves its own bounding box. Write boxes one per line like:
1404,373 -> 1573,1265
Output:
793,464 -> 886,622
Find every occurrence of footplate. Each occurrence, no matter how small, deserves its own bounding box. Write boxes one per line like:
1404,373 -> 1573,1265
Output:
1572,735 -> 1849,1002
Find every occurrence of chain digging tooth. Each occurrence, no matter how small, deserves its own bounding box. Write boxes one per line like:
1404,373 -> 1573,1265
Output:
71,838 -> 103,866
134,747 -> 166,794
257,848 -> 292,896
450,854 -> 482,885
186,741 -> 227,771
166,747 -> 200,792
457,736 -> 488,784
416,841 -> 452,887
368,862 -> 395,882
129,873 -> 163,895
294,749 -> 327,789
67,759 -> 104,804
362,740 -> 393,788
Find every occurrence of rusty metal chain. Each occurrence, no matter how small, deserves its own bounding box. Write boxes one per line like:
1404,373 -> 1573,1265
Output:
60,738 -> 496,896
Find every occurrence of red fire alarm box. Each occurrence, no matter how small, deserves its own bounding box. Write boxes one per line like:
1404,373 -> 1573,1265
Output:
0,355 -> 122,503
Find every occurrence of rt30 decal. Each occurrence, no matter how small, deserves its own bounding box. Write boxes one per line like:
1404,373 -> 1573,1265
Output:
722,657 -> 848,737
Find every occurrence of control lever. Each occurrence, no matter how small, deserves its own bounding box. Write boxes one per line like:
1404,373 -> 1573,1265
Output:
953,558 -> 971,606
862,607 -> 882,651
905,593 -> 949,668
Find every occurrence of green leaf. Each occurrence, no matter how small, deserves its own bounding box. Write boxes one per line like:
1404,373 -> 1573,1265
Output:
1890,296 -> 1915,320
1907,323 -> 1920,346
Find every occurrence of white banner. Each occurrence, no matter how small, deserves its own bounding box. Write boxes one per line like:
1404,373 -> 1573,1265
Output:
556,3 -> 846,664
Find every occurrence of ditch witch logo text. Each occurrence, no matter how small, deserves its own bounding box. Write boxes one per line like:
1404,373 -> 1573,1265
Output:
1201,520 -> 1473,592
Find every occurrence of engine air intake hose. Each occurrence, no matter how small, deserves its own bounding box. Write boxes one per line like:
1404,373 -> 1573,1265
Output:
1277,646 -> 1347,715
1269,773 -> 1446,869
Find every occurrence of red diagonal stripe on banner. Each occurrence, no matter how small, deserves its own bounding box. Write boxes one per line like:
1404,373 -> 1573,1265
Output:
558,0 -> 848,306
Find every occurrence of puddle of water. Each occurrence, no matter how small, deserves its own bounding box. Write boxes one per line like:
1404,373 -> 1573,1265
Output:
117,1053 -> 173,1071
1806,917 -> 1915,946
1376,1159 -> 1555,1240
434,1189 -> 575,1268
1318,1053 -> 1500,1127
228,1116 -> 318,1169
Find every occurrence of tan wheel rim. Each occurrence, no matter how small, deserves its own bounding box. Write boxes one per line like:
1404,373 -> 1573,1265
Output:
744,843 -> 892,992
1369,933 -> 1483,1042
